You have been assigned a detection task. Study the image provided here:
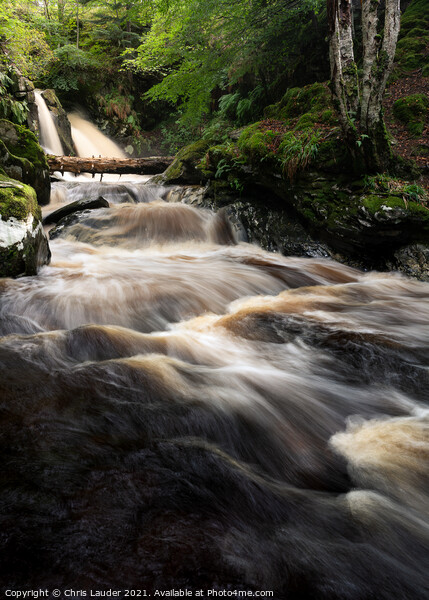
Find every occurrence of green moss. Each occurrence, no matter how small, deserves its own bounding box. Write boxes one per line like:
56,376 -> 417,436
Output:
280,82 -> 332,118
0,119 -> 48,171
396,37 -> 427,53
296,114 -> 317,129
237,124 -> 279,164
0,174 -> 40,222
393,94 -> 428,137
362,195 -> 406,213
400,18 -> 428,34
263,104 -> 289,120
395,0 -> 429,72
161,138 -> 211,183
263,82 -> 335,125
320,109 -> 335,124
405,27 -> 428,38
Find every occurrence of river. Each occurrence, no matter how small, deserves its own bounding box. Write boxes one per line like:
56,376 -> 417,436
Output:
1,170 -> 428,596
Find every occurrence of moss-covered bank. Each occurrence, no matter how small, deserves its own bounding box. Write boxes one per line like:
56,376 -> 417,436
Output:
157,77 -> 428,275
0,119 -> 51,206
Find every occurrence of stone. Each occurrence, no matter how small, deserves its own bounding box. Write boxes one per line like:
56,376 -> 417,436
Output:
388,244 -> 429,281
0,176 -> 50,277
43,197 -> 110,225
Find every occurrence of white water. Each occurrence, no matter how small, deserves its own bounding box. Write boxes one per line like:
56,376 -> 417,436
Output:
1,177 -> 429,596
68,112 -> 126,158
34,90 -> 64,155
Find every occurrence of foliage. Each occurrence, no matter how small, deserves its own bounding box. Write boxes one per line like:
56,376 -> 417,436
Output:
44,44 -> 99,92
0,1 -> 54,80
160,119 -> 201,155
127,0 -> 324,124
0,69 -> 29,125
237,119 -> 325,181
278,129 -> 323,180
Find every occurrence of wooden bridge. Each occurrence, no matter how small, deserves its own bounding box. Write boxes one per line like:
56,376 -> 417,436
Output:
47,155 -> 175,176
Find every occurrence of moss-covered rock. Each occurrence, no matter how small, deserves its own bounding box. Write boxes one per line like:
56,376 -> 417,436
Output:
394,0 -> 429,74
0,119 -> 50,205
154,139 -> 211,185
0,175 -> 50,277
392,93 -> 428,137
264,82 -> 334,122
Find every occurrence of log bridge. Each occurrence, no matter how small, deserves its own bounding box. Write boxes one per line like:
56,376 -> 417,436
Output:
47,155 -> 175,176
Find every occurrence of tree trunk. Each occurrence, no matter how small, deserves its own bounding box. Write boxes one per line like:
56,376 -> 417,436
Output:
47,155 -> 175,175
327,0 -> 401,172
361,0 -> 401,169
327,0 -> 359,136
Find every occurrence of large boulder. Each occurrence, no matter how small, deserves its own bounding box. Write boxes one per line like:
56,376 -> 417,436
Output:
153,139 -> 211,185
0,175 -> 50,277
41,89 -> 75,155
0,119 -> 50,205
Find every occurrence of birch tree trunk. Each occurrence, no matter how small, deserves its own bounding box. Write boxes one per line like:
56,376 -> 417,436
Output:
327,0 -> 359,136
327,0 -> 401,171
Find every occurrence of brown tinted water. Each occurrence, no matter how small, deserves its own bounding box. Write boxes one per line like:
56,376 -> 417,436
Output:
0,181 -> 428,598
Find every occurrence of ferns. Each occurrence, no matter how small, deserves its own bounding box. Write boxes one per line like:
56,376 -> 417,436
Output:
0,68 -> 28,125
0,71 -> 13,96
219,93 -> 241,120
279,129 -> 322,180
219,85 -> 266,125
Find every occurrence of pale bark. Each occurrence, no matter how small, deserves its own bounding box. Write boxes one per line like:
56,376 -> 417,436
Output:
328,0 -> 359,134
327,0 -> 401,169
47,155 -> 175,175
366,0 -> 401,129
360,0 -> 380,127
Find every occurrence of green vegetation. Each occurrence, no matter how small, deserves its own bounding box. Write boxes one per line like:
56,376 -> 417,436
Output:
394,0 -> 429,75
127,0 -> 325,125
364,173 -> 429,205
393,94 -> 429,137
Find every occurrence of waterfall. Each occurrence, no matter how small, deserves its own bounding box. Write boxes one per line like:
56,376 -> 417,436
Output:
34,90 -> 64,155
68,112 -> 126,158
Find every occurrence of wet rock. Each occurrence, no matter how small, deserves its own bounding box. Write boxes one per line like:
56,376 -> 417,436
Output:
0,177 -> 50,277
48,211 -> 91,240
43,196 -> 110,225
388,244 -> 429,281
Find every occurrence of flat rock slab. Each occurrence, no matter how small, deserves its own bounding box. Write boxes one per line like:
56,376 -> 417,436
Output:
43,197 -> 110,225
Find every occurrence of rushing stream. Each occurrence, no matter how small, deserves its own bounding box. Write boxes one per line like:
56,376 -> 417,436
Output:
1,175 -> 428,598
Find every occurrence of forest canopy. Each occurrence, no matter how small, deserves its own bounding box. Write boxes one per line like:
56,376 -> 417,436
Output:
0,0 -> 325,123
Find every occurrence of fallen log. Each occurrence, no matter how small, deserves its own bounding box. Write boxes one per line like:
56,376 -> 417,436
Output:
47,155 -> 174,176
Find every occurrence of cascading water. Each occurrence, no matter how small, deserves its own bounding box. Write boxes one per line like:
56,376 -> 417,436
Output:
34,90 -> 64,155
0,176 -> 428,598
68,112 -> 126,158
